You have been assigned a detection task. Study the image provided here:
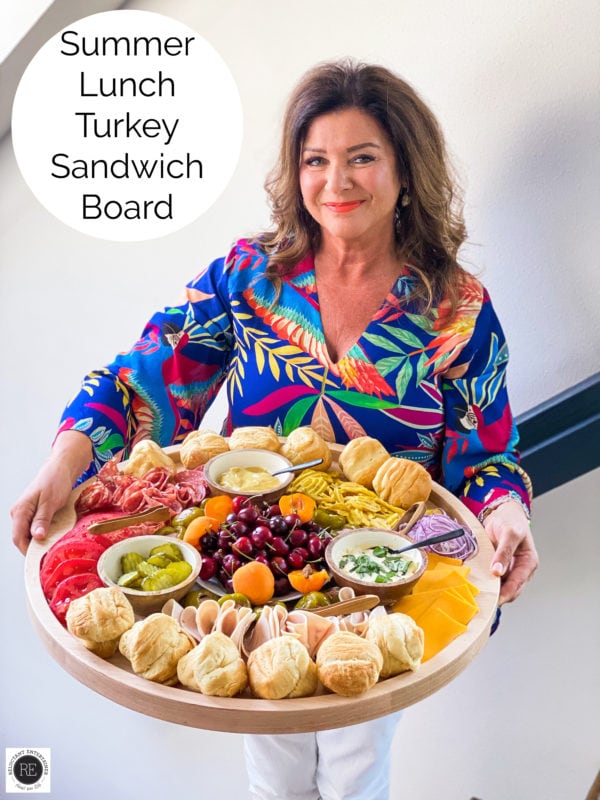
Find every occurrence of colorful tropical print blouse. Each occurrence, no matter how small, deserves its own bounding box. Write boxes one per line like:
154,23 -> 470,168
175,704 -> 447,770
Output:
59,238 -> 532,518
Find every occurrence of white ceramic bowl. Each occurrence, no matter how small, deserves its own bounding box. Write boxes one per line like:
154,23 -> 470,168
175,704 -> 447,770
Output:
204,448 -> 294,500
325,528 -> 428,604
97,535 -> 201,614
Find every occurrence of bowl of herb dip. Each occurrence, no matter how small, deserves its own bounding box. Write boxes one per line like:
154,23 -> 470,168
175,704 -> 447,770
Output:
325,528 -> 428,603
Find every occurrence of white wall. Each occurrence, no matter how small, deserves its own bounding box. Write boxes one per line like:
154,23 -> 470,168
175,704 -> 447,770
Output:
1,2 -> 598,799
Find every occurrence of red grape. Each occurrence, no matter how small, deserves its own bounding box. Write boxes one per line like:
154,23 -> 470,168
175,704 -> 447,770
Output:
269,515 -> 288,535
218,532 -> 233,549
232,537 -> 254,558
270,536 -> 290,556
238,506 -> 259,524
251,525 -> 273,548
199,556 -> 217,581
222,553 -> 241,575
232,496 -> 250,513
307,535 -> 323,558
289,528 -> 308,547
288,548 -> 307,570
270,556 -> 288,575
274,576 -> 291,596
228,520 -> 250,538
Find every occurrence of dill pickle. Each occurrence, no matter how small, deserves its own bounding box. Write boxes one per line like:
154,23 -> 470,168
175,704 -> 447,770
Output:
313,509 -> 347,530
218,592 -> 251,608
165,560 -> 192,582
181,587 -> 219,607
149,543 -> 183,561
172,506 -> 203,527
141,570 -> 177,591
117,570 -> 142,588
121,552 -> 144,574
154,525 -> 177,536
146,554 -> 172,568
294,591 -> 330,609
136,560 -> 160,578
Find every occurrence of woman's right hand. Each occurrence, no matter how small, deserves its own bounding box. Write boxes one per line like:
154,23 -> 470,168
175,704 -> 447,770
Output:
11,431 -> 93,555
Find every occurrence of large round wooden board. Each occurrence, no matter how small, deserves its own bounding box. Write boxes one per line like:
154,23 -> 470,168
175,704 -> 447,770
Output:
25,444 -> 499,733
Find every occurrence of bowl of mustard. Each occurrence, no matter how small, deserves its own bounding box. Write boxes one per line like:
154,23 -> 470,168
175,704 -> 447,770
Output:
204,448 -> 295,501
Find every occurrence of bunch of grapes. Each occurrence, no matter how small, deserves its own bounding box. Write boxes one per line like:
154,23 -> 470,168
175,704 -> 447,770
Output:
198,496 -> 333,596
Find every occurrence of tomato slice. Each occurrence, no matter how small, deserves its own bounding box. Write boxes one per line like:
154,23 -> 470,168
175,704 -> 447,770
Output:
40,539 -> 106,585
49,573 -> 104,625
41,558 -> 99,601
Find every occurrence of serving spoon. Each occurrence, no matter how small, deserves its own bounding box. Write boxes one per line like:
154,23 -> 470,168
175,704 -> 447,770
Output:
371,527 -> 465,556
270,458 -> 323,476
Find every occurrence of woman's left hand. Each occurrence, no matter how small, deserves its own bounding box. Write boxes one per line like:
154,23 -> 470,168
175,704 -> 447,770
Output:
483,500 -> 539,605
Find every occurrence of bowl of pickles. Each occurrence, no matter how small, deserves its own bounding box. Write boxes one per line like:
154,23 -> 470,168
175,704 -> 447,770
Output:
97,535 -> 201,614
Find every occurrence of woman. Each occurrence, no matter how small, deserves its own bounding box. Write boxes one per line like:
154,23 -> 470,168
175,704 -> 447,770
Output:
12,60 -> 538,799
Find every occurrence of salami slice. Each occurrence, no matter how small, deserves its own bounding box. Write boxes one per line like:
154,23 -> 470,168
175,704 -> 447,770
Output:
74,481 -> 114,514
143,466 -> 173,491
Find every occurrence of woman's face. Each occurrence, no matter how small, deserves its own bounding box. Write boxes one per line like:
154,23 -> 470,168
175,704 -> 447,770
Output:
299,107 -> 401,247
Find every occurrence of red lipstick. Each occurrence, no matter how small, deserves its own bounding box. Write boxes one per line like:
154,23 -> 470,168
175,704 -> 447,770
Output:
324,201 -> 363,213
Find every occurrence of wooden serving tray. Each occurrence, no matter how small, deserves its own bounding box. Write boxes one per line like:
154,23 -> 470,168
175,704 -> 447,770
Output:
24,444 -> 499,733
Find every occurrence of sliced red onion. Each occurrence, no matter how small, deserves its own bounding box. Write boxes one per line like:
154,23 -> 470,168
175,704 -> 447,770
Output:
401,511 -> 478,561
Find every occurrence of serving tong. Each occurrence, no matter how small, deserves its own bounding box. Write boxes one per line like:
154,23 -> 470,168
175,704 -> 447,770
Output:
87,505 -> 171,534
309,594 -> 380,617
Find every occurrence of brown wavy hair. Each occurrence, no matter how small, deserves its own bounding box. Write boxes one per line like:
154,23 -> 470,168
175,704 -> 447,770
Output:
256,59 -> 468,316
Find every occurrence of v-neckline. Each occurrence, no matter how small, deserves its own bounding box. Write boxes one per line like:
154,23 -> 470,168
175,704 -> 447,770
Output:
307,259 -> 408,366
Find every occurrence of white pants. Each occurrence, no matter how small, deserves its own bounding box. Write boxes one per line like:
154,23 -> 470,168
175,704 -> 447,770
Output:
244,712 -> 402,800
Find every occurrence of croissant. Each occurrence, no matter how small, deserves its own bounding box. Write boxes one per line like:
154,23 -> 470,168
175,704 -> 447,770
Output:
316,631 -> 383,696
372,456 -> 432,508
177,631 -> 248,696
247,636 -> 318,699
280,427 -> 332,471
365,612 -> 424,677
180,429 -> 229,468
339,436 -> 389,489
228,426 -> 281,452
66,586 -> 135,658
119,613 -> 195,685
121,439 -> 177,478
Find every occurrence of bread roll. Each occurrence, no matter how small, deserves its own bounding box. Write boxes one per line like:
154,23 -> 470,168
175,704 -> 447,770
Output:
339,436 -> 389,488
180,429 -> 229,468
121,439 -> 177,478
365,613 -> 424,677
372,456 -> 432,508
316,631 -> 383,696
247,636 -> 318,699
66,586 -> 135,658
177,631 -> 248,696
119,613 -> 195,685
228,426 -> 281,452
280,426 -> 332,471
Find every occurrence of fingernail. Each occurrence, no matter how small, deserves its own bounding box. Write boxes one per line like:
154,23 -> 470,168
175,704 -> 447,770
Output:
492,562 -> 505,577
32,526 -> 45,537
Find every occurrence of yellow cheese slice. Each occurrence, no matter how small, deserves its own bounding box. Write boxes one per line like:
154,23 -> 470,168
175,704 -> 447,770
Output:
391,595 -> 434,619
447,585 -> 479,608
413,566 -> 478,595
424,552 -> 464,568
418,606 -> 468,662
394,587 -> 478,626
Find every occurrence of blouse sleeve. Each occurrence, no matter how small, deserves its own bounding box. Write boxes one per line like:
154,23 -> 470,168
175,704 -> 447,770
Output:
57,253 -> 235,477
440,290 -> 533,521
